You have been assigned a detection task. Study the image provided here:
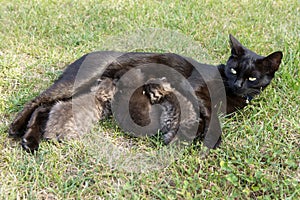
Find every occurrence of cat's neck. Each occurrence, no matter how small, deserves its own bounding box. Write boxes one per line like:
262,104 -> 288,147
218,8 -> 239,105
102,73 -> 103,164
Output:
217,64 -> 226,79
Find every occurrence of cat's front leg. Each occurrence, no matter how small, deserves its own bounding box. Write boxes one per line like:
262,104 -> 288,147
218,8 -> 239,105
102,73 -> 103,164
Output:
199,116 -> 222,158
201,108 -> 223,150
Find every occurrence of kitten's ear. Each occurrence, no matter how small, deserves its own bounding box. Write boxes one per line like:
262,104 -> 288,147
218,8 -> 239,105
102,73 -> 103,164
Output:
229,34 -> 245,57
262,51 -> 283,72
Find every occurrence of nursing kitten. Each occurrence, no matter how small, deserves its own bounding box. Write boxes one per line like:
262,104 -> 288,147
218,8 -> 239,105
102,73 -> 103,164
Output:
143,78 -> 181,144
10,35 -> 283,152
112,68 -> 162,137
143,76 -> 201,145
22,78 -> 115,151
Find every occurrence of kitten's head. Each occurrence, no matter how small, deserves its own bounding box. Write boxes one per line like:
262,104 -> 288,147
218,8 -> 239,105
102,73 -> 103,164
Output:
143,77 -> 173,104
224,34 -> 282,99
94,78 -> 116,101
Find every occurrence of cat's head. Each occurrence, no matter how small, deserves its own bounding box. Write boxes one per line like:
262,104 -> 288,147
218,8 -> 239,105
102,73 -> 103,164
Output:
224,34 -> 283,99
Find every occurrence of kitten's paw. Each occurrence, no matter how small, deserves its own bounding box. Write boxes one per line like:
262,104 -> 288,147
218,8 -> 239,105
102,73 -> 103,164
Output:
44,133 -> 64,143
163,131 -> 176,145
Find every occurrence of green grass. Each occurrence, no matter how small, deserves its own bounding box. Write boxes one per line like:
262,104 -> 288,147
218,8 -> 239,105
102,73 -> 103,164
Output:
0,0 -> 299,199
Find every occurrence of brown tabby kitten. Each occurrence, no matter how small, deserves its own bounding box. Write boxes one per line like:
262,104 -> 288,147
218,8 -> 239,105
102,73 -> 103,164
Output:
143,78 -> 181,144
22,78 -> 115,151
143,77 -> 200,144
9,35 -> 282,152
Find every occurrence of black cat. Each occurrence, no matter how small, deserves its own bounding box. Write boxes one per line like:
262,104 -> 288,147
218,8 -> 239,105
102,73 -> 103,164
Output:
9,35 -> 282,152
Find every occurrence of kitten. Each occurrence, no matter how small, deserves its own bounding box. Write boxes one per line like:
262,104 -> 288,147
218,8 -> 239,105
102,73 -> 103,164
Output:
10,35 -> 282,152
143,77 -> 200,145
143,77 -> 181,144
22,78 -> 116,151
111,67 -> 162,137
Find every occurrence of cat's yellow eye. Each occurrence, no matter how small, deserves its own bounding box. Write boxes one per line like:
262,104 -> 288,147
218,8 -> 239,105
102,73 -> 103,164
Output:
249,77 -> 257,81
230,68 -> 237,75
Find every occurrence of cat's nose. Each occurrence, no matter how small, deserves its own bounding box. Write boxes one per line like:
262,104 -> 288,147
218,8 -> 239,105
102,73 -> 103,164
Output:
234,79 -> 243,88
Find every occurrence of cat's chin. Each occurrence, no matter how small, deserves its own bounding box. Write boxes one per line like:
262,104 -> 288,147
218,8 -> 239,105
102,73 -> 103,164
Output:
227,87 -> 247,97
233,91 -> 254,100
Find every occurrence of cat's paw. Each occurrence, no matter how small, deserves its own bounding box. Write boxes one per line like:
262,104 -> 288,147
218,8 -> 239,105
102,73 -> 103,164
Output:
21,136 -> 39,153
21,125 -> 41,153
9,116 -> 27,137
9,100 -> 41,137
212,136 -> 222,149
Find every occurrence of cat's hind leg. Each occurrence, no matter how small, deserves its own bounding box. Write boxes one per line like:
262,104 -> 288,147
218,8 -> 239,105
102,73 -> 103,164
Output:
21,105 -> 51,152
9,52 -> 97,137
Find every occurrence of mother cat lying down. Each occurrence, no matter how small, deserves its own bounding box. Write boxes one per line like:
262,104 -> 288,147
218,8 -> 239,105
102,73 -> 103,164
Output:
9,35 -> 282,152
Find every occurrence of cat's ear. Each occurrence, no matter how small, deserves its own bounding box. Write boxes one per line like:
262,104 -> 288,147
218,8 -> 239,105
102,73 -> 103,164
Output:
229,34 -> 245,57
262,51 -> 283,72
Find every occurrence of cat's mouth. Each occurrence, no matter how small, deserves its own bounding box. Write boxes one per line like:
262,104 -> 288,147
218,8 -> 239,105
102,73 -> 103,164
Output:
225,83 -> 247,97
230,87 -> 259,103
233,89 -> 247,96
231,88 -> 255,101
230,88 -> 253,103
